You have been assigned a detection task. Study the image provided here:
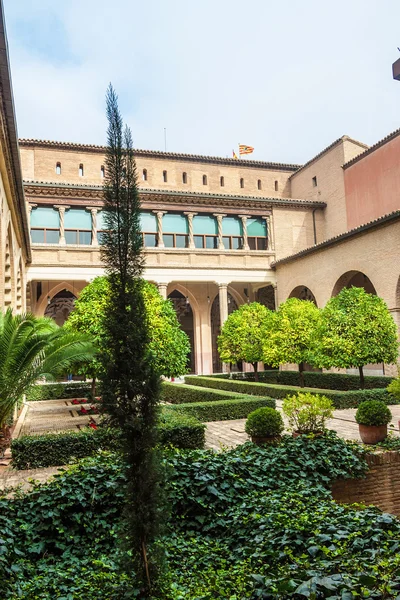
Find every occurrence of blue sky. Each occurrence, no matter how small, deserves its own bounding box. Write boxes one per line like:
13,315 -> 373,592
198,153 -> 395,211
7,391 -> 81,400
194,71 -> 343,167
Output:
4,0 -> 400,164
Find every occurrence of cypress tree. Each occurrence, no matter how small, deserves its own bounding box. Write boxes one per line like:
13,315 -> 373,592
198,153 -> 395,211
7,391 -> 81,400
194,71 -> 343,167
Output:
99,84 -> 162,596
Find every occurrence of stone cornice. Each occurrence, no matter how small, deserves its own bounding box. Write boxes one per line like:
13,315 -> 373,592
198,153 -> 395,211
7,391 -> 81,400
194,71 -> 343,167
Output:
23,181 -> 326,212
19,139 -> 301,172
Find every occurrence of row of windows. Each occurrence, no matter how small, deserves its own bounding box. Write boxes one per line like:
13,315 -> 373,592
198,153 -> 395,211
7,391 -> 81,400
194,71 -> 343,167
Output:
144,169 -> 279,191
55,162 -> 105,178
53,162 -> 279,191
31,227 -> 267,250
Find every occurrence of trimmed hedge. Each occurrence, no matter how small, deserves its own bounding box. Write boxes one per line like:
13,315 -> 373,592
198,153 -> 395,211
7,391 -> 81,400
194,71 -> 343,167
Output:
230,370 -> 393,391
11,412 -> 205,469
184,376 -> 393,409
161,382 -> 257,404
168,396 -> 275,422
11,428 -> 120,470
158,411 -> 205,448
26,382 -> 92,402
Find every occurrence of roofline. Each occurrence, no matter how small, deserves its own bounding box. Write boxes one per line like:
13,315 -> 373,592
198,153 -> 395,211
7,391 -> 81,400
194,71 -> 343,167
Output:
272,210 -> 400,267
0,5 -> 31,261
289,135 -> 368,179
18,138 -> 301,172
343,127 -> 400,169
23,180 -> 326,209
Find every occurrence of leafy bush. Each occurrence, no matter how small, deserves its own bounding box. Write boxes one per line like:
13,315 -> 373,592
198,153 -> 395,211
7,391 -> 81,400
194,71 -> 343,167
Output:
158,411 -> 205,449
231,369 -> 393,390
355,400 -> 392,426
161,382 -> 251,404
282,392 -> 334,433
168,396 -> 275,422
185,375 -> 393,408
245,407 -> 284,437
11,412 -> 205,469
26,381 -> 92,401
388,377 -> 400,401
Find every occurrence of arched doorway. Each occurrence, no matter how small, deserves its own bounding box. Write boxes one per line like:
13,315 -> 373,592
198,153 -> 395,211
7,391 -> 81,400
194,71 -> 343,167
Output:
211,292 -> 238,372
256,284 -> 276,310
289,285 -> 317,306
3,231 -> 13,308
45,290 -> 77,326
332,271 -> 376,297
168,290 -> 195,373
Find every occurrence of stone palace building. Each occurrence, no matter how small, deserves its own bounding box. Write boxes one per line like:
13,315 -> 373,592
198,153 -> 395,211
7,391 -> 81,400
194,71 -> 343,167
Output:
0,2 -> 399,376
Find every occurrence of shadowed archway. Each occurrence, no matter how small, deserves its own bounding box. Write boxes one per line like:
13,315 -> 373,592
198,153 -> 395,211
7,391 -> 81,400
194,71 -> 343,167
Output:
44,290 -> 77,326
332,271 -> 376,297
168,289 -> 195,373
211,292 -> 238,373
289,285 -> 317,306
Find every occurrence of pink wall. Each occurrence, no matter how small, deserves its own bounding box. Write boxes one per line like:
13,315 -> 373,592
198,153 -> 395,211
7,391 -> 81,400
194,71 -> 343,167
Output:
344,134 -> 400,230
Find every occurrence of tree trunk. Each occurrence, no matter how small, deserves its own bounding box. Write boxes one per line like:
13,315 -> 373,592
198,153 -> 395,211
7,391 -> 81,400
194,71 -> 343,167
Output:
91,377 -> 97,399
358,366 -> 365,390
252,362 -> 259,382
299,363 -> 305,388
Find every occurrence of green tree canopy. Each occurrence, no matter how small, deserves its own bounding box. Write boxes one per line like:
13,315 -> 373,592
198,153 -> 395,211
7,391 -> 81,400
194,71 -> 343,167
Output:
66,277 -> 190,379
217,302 -> 274,380
0,309 -> 95,428
263,297 -> 321,386
314,286 -> 398,388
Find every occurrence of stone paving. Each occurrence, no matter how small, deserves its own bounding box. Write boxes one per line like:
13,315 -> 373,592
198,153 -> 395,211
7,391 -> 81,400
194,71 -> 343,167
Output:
205,400 -> 400,450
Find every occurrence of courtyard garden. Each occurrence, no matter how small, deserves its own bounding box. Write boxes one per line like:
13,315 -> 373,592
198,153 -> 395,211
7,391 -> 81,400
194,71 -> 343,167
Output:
2,87 -> 400,598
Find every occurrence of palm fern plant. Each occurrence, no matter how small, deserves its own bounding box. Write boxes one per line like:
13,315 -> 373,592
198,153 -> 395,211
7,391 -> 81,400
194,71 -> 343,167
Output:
0,308 -> 95,428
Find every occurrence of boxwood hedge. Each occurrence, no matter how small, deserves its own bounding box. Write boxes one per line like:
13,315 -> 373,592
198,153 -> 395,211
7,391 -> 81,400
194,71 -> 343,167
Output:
230,369 -> 393,390
168,396 -> 275,422
11,412 -> 205,469
26,382 -> 93,401
184,375 -> 392,409
161,381 -> 257,404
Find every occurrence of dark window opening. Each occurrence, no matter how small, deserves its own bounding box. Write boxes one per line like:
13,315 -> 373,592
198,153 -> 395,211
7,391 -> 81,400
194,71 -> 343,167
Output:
274,180 -> 278,192
202,175 -> 207,185
257,179 -> 262,190
163,170 -> 167,182
312,176 -> 317,187
182,172 -> 187,184
79,164 -> 84,177
56,162 -> 61,175
100,166 -> 105,178
220,176 -> 224,187
142,169 -> 147,181
240,178 -> 244,189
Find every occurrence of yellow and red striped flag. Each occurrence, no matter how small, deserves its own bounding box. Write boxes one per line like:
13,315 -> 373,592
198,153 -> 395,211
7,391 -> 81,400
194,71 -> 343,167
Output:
232,150 -> 238,159
239,144 -> 254,155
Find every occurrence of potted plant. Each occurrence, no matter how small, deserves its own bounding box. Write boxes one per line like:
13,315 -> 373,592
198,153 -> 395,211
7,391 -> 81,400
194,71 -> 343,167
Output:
245,407 -> 284,445
282,392 -> 334,437
355,400 -> 392,444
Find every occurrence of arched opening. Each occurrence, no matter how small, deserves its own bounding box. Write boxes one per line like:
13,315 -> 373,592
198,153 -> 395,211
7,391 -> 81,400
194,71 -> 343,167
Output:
56,162 -> 61,175
44,290 -> 77,326
256,284 -> 276,310
142,169 -> 147,181
163,170 -> 167,183
168,290 -> 195,373
289,285 -> 318,306
240,178 -> 244,189
182,172 -> 187,184
274,180 -> 278,192
79,164 -> 84,177
332,271 -> 376,297
257,179 -> 262,190
101,166 -> 105,178
202,175 -> 207,186
211,291 -> 238,373
220,176 -> 224,187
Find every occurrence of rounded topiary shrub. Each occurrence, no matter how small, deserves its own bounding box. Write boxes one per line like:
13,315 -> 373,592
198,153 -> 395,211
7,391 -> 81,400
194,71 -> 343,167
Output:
245,407 -> 284,438
355,400 -> 392,426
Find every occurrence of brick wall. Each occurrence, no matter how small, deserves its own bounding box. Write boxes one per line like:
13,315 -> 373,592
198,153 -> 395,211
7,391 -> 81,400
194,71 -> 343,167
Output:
331,451 -> 400,517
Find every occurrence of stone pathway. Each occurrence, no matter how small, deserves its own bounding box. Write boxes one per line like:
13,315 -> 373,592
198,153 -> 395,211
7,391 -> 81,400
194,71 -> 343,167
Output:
205,400 -> 400,450
0,466 -> 64,493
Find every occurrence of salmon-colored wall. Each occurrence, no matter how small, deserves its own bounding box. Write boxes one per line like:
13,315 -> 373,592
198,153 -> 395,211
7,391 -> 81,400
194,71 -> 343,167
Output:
344,134 -> 400,229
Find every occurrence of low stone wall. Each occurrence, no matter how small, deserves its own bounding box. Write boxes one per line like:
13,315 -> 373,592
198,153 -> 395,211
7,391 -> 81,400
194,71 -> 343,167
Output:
332,451 -> 400,516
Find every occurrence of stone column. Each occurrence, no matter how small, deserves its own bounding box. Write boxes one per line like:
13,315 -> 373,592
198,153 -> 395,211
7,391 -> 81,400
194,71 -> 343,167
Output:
184,212 -> 197,249
239,215 -> 250,250
263,214 -> 274,251
157,283 -> 168,299
54,205 -> 70,245
273,284 -> 278,310
86,207 -> 99,246
213,214 -> 226,249
218,283 -> 230,372
27,203 -> 37,240
153,211 -> 166,248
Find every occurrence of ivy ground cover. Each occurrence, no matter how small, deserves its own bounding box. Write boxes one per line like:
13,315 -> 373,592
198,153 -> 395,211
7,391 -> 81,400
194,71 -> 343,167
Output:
3,434 -> 400,598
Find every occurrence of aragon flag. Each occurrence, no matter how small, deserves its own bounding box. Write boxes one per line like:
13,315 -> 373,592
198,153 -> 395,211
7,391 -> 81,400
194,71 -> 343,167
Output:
232,150 -> 238,159
239,144 -> 254,155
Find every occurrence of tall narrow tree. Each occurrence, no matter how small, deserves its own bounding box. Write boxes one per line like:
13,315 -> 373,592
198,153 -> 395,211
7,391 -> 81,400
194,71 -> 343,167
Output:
99,85 -> 162,595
